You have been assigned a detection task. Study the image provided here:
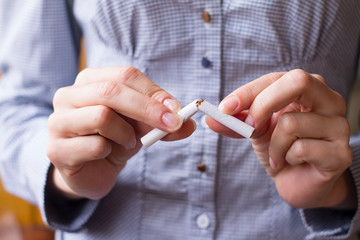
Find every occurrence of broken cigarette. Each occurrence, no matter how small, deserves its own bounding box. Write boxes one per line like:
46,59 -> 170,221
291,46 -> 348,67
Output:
140,99 -> 254,147
141,100 -> 199,147
197,100 -> 254,138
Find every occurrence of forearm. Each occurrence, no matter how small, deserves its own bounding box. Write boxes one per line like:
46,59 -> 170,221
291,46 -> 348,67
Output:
52,166 -> 85,200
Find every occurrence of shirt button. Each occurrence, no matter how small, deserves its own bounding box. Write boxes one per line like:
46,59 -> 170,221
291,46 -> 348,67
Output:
196,213 -> 210,229
201,57 -> 212,69
202,11 -> 211,22
197,163 -> 206,172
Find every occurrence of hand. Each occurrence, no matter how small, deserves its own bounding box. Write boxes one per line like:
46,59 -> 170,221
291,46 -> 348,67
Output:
208,69 -> 355,209
47,66 -> 196,200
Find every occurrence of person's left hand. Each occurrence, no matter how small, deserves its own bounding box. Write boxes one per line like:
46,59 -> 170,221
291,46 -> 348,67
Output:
207,69 -> 355,209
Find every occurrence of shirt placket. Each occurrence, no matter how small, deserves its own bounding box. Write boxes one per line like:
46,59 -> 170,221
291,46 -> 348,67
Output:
189,1 -> 222,239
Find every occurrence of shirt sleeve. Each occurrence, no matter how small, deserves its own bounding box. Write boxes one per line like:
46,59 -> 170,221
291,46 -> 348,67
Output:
300,132 -> 360,239
0,0 -> 98,231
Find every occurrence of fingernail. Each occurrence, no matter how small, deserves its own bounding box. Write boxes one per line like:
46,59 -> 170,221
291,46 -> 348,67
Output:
269,157 -> 278,169
163,98 -> 180,111
245,115 -> 254,127
162,112 -> 182,130
124,136 -> 137,150
218,95 -> 240,114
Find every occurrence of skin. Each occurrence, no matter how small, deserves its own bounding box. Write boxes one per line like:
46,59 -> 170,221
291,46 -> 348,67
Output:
211,69 -> 356,209
48,67 -> 356,210
47,66 -> 196,200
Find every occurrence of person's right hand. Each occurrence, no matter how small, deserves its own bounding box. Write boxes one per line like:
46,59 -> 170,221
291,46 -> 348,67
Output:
47,66 -> 195,200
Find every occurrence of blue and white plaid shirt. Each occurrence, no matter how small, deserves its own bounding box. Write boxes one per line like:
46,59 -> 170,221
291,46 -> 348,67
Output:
1,0 -> 360,239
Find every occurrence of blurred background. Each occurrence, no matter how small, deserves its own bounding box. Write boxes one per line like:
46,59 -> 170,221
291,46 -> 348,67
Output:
349,67 -> 360,135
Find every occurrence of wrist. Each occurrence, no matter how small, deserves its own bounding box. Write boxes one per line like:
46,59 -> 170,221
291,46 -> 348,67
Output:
324,170 -> 357,210
50,165 -> 84,200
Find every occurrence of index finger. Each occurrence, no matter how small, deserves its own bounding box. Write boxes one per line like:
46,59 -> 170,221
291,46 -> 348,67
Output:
220,70 -> 345,128
55,66 -> 184,132
74,66 -> 181,111
248,70 -> 345,128
53,80 -> 183,133
219,72 -> 286,114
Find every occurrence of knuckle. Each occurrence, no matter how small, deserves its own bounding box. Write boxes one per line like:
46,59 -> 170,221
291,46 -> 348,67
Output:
118,66 -> 165,98
311,73 -> 327,84
53,87 -> 68,108
118,65 -> 141,83
317,172 -> 334,186
89,136 -> 110,159
98,80 -> 122,99
148,88 -> 166,100
288,69 -> 312,91
242,84 -> 257,101
291,140 -> 307,160
75,68 -> 92,84
143,98 -> 159,119
278,113 -> 299,135
92,106 -> 113,130
337,142 -> 353,167
46,142 -> 61,165
338,94 -> 347,111
47,113 -> 59,132
289,68 -> 308,77
333,92 -> 347,115
334,116 -> 350,136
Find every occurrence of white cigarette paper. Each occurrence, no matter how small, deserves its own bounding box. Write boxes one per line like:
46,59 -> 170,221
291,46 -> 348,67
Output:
197,100 -> 254,138
141,99 -> 254,148
141,100 -> 200,147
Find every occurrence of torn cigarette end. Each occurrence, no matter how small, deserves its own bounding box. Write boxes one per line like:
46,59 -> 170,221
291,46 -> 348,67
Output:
141,99 -> 200,147
140,99 -> 254,148
196,99 -> 204,107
